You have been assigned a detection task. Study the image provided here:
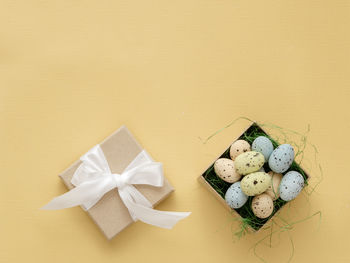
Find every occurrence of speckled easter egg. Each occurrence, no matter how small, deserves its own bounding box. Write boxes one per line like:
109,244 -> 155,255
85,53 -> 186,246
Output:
279,171 -> 305,201
240,172 -> 270,196
252,136 -> 274,161
251,193 -> 274,219
234,151 -> 265,175
265,171 -> 283,200
229,140 -> 251,160
268,144 -> 294,173
225,182 -> 248,209
214,158 -> 241,183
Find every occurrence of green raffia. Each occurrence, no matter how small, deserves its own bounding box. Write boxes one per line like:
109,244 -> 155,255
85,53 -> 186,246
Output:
200,117 -> 323,262
251,211 -> 321,263
199,116 -> 255,144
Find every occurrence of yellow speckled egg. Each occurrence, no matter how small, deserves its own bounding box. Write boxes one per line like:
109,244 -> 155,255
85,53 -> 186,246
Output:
214,158 -> 241,183
265,171 -> 283,200
234,151 -> 265,175
241,172 -> 270,196
229,140 -> 251,160
251,193 -> 274,219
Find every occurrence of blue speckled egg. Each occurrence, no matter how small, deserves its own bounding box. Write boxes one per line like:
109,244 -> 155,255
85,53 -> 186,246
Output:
225,182 -> 248,209
268,144 -> 294,173
252,136 -> 274,161
279,171 -> 305,201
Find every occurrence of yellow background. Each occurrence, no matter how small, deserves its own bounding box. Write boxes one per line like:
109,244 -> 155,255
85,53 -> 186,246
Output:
1,0 -> 349,262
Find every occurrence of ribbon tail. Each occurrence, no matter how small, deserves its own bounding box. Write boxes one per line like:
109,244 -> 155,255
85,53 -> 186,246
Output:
41,177 -> 114,210
120,189 -> 190,229
132,203 -> 191,229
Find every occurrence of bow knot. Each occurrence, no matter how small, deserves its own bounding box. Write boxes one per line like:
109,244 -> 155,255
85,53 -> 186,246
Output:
42,145 -> 190,229
111,173 -> 127,189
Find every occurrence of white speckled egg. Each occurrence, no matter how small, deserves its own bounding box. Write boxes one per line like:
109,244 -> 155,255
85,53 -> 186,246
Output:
225,182 -> 248,209
252,136 -> 274,161
268,144 -> 294,173
251,193 -> 274,219
279,171 -> 305,201
214,158 -> 241,183
234,151 -> 265,175
229,140 -> 251,160
240,172 -> 270,196
265,171 -> 283,200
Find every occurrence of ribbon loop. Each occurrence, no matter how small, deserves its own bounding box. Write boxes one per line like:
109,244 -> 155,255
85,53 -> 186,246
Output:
42,145 -> 190,229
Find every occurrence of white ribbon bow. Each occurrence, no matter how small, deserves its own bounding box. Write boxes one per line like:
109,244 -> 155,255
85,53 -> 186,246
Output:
42,145 -> 190,229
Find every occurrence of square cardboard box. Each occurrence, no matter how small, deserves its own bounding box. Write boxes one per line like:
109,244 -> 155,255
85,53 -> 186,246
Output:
198,122 -> 309,232
59,126 -> 174,240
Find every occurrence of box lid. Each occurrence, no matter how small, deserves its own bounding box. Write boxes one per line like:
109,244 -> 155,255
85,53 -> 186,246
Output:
59,126 -> 174,239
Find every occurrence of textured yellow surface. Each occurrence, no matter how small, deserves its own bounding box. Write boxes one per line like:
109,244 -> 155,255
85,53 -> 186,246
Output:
1,1 -> 350,262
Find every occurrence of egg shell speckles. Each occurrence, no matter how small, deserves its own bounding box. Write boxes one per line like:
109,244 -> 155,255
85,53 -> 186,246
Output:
234,151 -> 265,175
229,140 -> 251,161
240,172 -> 271,196
251,193 -> 274,219
279,171 -> 305,201
225,182 -> 248,209
252,136 -> 274,161
268,144 -> 295,173
214,158 -> 241,183
265,171 -> 283,200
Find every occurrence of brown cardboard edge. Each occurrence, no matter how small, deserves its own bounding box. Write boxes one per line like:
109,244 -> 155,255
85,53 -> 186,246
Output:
197,176 -> 231,212
197,176 -> 256,234
197,120 -> 312,234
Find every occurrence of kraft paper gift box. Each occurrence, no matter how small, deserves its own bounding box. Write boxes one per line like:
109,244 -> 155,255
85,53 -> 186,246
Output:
58,126 -> 174,240
198,122 -> 310,232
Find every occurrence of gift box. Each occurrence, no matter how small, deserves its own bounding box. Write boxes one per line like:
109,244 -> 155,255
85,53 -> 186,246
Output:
198,122 -> 310,232
55,126 -> 175,239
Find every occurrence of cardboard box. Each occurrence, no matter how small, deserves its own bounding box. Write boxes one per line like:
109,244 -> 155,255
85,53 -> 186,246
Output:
59,126 -> 174,240
198,122 -> 309,232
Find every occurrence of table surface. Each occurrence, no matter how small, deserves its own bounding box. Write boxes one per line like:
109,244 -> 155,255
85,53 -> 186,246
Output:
1,1 -> 349,262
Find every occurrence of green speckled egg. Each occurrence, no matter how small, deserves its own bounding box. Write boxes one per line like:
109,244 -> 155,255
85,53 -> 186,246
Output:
234,151 -> 265,175
241,172 -> 271,196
